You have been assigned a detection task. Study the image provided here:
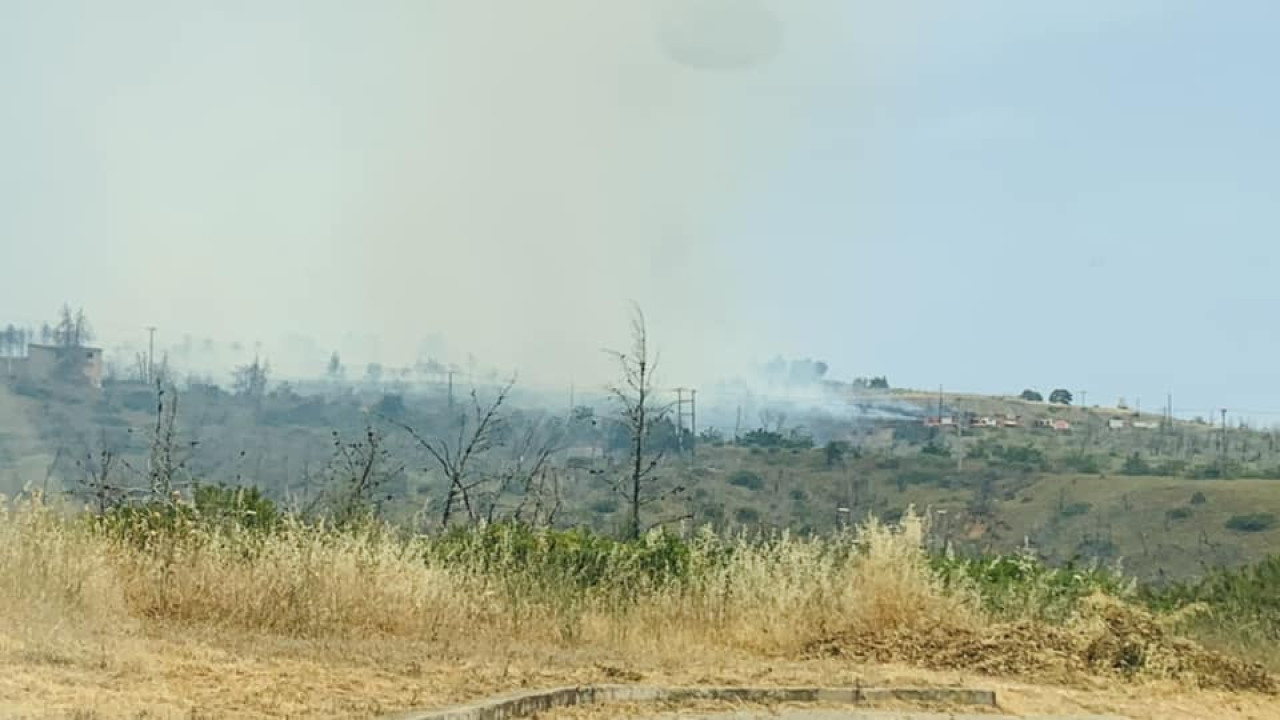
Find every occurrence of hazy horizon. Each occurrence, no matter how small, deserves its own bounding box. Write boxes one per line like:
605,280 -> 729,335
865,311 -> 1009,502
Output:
6,1 -> 1280,420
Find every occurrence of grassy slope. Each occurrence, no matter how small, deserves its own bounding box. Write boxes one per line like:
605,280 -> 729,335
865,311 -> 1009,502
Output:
3,381 -> 1279,581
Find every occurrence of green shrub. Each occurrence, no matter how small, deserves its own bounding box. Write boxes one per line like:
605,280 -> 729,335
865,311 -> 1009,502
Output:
728,470 -> 765,490
1190,491 -> 1208,505
733,507 -> 761,524
1165,507 -> 1193,521
590,499 -> 619,514
1060,502 -> 1093,518
932,551 -> 1129,622
193,484 -> 281,533
1061,453 -> 1103,474
1121,453 -> 1155,476
1225,513 -> 1277,533
920,441 -> 950,457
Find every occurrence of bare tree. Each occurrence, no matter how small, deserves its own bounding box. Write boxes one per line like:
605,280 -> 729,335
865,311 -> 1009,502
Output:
606,305 -> 683,539
51,304 -> 92,348
315,426 -> 404,527
232,355 -> 270,412
487,412 -> 566,524
387,380 -> 514,527
108,381 -> 198,507
76,436 -> 121,514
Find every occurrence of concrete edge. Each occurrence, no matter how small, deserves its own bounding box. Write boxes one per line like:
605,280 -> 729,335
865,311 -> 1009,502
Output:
379,685 -> 998,720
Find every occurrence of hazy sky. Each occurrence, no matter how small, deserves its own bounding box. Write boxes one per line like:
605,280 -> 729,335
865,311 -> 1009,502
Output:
3,1 -> 1279,418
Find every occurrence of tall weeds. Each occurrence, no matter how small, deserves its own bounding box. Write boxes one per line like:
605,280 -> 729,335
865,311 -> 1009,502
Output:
0,500 -> 974,657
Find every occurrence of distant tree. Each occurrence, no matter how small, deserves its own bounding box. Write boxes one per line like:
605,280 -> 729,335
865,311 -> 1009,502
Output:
232,356 -> 270,409
762,356 -> 787,385
606,305 -> 684,539
0,324 -> 17,357
317,426 -> 404,527
51,304 -> 92,348
372,393 -> 406,419
787,358 -> 829,385
364,363 -> 384,386
1020,389 -> 1044,402
868,376 -> 889,390
326,352 -> 344,382
389,380 -> 514,527
824,440 -> 850,468
1049,388 -> 1073,405
1121,452 -> 1154,476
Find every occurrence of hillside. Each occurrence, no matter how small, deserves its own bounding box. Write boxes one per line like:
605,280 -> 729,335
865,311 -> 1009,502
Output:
2,378 -> 1279,581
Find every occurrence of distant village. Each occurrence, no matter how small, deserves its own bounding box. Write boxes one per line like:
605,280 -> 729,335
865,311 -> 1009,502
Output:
924,413 -> 1162,432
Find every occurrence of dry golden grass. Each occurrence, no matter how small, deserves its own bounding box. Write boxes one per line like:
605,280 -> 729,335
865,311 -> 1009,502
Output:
0,499 -> 1273,719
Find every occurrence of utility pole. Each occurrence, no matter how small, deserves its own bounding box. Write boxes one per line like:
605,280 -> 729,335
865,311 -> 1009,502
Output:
1079,390 -> 1087,409
447,370 -> 455,409
1221,408 -> 1228,459
673,387 -> 697,457
690,388 -> 697,459
674,388 -> 685,453
146,326 -> 157,383
937,384 -> 944,421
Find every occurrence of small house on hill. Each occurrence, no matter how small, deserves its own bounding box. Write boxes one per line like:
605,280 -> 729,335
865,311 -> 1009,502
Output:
3,343 -> 104,389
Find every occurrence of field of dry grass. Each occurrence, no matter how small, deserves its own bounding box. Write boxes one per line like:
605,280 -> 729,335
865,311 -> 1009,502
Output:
0,499 -> 1274,719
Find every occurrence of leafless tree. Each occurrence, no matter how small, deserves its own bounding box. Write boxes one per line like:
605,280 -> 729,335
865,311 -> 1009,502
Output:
76,435 -> 121,514
484,412 -> 566,524
232,355 -> 270,413
606,305 -> 683,539
315,426 -> 404,526
387,380 -> 514,527
107,381 -> 199,507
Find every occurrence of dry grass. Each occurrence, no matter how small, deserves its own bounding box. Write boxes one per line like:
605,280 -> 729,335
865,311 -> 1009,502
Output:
0,499 -> 1273,719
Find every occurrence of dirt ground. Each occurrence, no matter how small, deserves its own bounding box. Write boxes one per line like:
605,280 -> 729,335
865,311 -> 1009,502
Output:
1,626 -> 1276,720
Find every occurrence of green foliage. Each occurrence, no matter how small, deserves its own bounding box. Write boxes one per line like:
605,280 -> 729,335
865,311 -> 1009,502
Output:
1061,453 -> 1103,474
98,501 -> 198,547
727,470 -> 765,491
698,427 -> 726,446
933,551 -> 1129,622
1225,513 -> 1277,533
1190,491 -> 1208,505
1141,554 -> 1280,664
428,523 -> 700,596
1060,501 -> 1093,518
1165,506 -> 1194,521
823,440 -> 851,468
1121,452 -> 1155,476
891,421 -> 935,445
193,484 -> 281,533
1019,389 -> 1044,402
737,428 -> 812,450
1049,388 -> 1073,405
371,393 -> 407,419
733,507 -> 761,524
1189,460 -> 1242,480
589,498 -> 619,514
895,469 -> 946,491
974,441 -> 1045,468
919,441 -> 950,457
